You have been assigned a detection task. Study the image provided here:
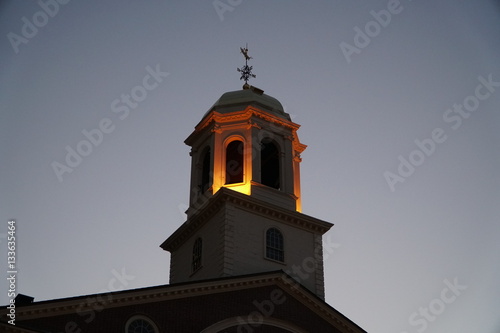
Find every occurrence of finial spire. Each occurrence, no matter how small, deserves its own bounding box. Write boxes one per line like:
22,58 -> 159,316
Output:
237,44 -> 256,85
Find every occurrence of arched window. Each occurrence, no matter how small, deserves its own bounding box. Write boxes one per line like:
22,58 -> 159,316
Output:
261,140 -> 280,189
200,147 -> 211,193
125,315 -> 158,333
225,140 -> 244,184
266,228 -> 284,262
192,238 -> 202,272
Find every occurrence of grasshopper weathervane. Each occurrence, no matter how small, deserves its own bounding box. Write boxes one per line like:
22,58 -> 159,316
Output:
237,44 -> 256,84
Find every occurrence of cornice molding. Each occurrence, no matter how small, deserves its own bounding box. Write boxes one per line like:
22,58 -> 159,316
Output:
185,106 -> 300,146
161,187 -> 333,252
0,271 -> 365,333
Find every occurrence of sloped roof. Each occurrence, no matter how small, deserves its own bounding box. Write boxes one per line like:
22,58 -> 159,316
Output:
0,271 -> 366,333
161,187 -> 333,252
203,86 -> 291,121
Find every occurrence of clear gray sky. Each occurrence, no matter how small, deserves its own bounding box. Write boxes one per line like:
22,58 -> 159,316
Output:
1,1 -> 499,332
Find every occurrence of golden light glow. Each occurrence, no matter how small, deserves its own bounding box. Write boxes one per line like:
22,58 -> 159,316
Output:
219,182 -> 252,196
295,200 -> 302,213
188,106 -> 304,212
211,135 -> 252,196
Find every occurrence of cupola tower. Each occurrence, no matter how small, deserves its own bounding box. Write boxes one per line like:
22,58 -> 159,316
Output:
184,84 -> 306,216
161,48 -> 333,299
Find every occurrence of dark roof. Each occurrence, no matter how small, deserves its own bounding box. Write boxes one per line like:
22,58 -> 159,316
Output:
0,271 -> 367,333
203,86 -> 291,121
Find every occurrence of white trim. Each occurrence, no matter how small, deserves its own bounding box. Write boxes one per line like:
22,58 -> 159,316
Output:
264,226 -> 285,263
223,136 -> 246,185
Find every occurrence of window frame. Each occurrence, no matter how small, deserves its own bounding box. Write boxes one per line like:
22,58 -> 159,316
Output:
199,146 -> 211,193
265,227 -> 285,263
224,137 -> 245,185
125,315 -> 159,333
260,138 -> 281,190
192,237 -> 203,273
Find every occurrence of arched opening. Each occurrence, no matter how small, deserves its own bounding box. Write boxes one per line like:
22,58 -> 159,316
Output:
192,238 -> 202,272
261,139 -> 280,189
125,315 -> 159,333
266,227 -> 284,262
225,140 -> 244,184
200,316 -> 308,333
200,147 -> 211,193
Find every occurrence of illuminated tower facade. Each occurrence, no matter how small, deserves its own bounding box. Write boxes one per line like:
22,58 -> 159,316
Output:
186,85 -> 305,215
161,84 -> 332,299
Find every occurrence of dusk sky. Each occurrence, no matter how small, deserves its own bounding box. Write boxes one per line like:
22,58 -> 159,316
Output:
1,1 -> 499,332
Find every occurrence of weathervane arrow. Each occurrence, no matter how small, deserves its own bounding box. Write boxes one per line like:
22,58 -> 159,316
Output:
237,44 -> 256,84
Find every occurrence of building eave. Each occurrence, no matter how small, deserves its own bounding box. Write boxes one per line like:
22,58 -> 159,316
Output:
160,187 -> 333,252
0,271 -> 365,333
185,105 -> 301,147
